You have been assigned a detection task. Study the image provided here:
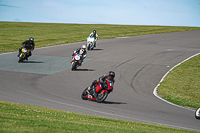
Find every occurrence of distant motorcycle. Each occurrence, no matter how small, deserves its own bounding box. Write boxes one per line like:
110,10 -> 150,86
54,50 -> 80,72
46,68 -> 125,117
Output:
86,35 -> 95,50
81,79 -> 114,103
195,107 -> 200,119
71,53 -> 82,70
18,47 -> 31,63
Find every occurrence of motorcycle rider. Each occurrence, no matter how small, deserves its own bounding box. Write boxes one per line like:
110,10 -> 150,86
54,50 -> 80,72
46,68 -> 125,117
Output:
17,37 -> 35,60
87,71 -> 115,98
89,30 -> 98,47
71,45 -> 87,65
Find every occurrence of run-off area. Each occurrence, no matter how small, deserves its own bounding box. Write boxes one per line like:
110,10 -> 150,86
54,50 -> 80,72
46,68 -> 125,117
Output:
0,53 -> 91,74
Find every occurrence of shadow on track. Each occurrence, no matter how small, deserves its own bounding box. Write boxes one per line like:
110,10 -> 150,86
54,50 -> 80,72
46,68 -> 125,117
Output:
87,100 -> 126,104
22,61 -> 44,63
90,48 -> 103,51
103,101 -> 127,104
75,69 -> 95,71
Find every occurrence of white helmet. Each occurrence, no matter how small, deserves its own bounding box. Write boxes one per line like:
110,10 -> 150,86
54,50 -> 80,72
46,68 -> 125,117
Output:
81,45 -> 86,49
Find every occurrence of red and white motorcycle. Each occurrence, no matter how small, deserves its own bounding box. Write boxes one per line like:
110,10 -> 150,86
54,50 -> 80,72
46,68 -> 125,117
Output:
71,53 -> 82,71
81,79 -> 114,103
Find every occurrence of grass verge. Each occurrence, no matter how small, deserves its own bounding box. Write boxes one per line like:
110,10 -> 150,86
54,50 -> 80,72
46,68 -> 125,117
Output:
157,54 -> 200,108
0,22 -> 200,53
0,101 -> 198,133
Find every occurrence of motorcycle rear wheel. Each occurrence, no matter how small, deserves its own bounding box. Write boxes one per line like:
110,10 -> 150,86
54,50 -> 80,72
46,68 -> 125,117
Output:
81,88 -> 88,100
96,90 -> 108,103
195,107 -> 200,119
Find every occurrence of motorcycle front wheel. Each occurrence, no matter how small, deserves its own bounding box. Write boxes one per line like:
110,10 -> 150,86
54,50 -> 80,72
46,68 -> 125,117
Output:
96,90 -> 108,103
18,53 -> 24,63
90,43 -> 94,50
81,88 -> 88,100
87,44 -> 91,50
71,62 -> 77,71
195,107 -> 200,119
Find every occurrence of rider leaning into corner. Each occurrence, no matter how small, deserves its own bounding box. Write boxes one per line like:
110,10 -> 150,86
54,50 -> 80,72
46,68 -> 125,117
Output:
90,30 -> 98,47
71,45 -> 87,65
17,37 -> 35,60
87,71 -> 115,98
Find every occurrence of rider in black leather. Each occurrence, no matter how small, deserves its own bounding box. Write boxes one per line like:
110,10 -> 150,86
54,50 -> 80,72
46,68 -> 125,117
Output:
71,45 -> 87,63
17,37 -> 35,60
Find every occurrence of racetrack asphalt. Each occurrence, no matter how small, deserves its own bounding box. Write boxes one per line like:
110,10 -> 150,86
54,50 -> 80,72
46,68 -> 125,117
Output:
0,30 -> 200,131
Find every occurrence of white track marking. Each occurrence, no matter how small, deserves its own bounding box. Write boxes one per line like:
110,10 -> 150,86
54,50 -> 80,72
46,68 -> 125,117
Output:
153,52 -> 200,111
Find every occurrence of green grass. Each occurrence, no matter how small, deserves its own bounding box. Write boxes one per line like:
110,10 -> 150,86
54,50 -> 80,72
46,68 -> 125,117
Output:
0,101 -> 198,133
157,54 -> 200,108
0,22 -> 200,132
0,22 -> 200,53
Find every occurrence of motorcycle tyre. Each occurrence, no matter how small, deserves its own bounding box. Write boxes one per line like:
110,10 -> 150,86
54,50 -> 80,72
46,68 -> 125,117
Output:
96,90 -> 108,103
18,53 -> 24,63
90,43 -> 94,50
71,62 -> 77,71
87,45 -> 90,50
195,107 -> 200,119
81,88 -> 88,100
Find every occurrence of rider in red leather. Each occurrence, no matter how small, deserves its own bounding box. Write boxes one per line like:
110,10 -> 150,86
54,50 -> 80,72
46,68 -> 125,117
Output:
87,71 -> 115,96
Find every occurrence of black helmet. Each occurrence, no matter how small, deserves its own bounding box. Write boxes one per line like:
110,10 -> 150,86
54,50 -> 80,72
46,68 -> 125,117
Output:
29,37 -> 34,42
109,71 -> 115,79
93,30 -> 96,34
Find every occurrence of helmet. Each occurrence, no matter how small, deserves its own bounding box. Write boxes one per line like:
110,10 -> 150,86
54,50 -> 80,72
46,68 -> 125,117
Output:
109,71 -> 115,80
81,45 -> 86,50
29,37 -> 34,42
93,30 -> 96,35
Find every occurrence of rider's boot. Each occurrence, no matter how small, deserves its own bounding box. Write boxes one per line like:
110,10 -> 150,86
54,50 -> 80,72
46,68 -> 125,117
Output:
80,60 -> 84,66
87,86 -> 92,94
94,42 -> 96,47
25,54 -> 28,61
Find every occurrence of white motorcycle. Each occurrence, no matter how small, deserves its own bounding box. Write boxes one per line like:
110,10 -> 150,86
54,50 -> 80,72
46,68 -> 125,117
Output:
86,35 -> 95,50
195,107 -> 200,119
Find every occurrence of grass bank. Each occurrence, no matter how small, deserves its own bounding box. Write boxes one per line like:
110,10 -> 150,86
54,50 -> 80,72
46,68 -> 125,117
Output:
0,101 -> 197,133
157,54 -> 200,108
0,22 -> 200,53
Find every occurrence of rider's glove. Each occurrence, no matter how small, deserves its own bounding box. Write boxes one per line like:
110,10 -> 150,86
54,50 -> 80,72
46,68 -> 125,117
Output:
92,80 -> 98,85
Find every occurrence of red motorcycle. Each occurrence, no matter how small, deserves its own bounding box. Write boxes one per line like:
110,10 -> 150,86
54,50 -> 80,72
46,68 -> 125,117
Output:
71,53 -> 82,70
81,79 -> 114,103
